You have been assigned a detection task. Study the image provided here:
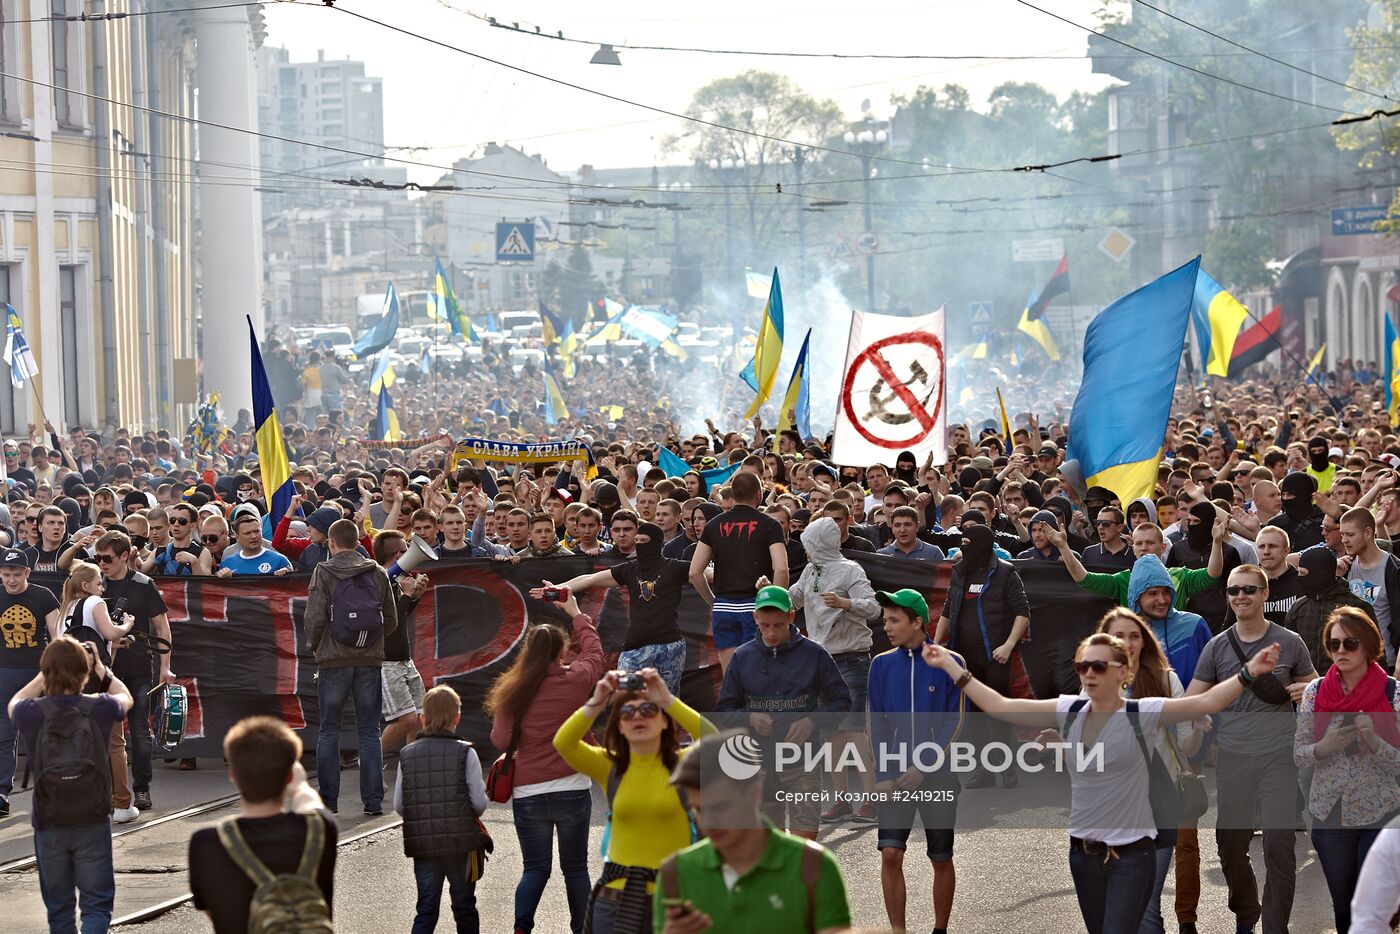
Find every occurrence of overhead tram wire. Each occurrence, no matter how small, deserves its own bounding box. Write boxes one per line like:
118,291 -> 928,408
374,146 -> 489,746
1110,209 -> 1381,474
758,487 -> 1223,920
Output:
4,0 -> 294,23
1007,0 -> 1361,116
1132,0 -> 1393,103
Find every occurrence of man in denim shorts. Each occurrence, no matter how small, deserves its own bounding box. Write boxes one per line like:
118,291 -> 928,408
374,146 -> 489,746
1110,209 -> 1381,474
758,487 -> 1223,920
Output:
688,471 -> 789,673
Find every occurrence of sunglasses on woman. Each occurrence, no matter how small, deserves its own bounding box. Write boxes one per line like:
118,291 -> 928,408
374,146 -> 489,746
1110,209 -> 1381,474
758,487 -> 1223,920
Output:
1073,659 -> 1124,675
1326,637 -> 1362,653
618,702 -> 660,721
1225,585 -> 1263,596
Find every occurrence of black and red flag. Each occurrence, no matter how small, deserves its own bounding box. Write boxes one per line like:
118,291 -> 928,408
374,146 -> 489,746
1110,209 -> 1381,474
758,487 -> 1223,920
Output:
1227,305 -> 1281,377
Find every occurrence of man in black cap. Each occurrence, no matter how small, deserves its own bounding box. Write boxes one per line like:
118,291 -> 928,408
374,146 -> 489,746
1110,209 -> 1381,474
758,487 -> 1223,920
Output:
0,546 -> 59,816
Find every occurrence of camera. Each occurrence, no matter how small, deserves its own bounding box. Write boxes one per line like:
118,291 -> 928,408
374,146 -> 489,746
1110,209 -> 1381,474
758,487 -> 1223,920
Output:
540,587 -> 566,602
615,671 -> 645,693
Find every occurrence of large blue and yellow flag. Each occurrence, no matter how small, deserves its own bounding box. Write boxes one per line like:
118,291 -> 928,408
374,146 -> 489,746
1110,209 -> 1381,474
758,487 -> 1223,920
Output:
246,316 -> 293,520
542,366 -> 569,425
740,268 -> 784,418
539,301 -> 566,345
1064,257 -> 1200,504
773,329 -> 811,450
369,350 -> 396,395
1386,315 -> 1400,428
434,260 -> 476,343
1190,269 -> 1251,377
353,284 -> 400,358
375,385 -> 401,442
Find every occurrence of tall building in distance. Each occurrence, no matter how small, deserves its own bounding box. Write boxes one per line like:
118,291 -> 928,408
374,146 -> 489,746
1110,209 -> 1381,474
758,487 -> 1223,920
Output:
257,46 -> 394,216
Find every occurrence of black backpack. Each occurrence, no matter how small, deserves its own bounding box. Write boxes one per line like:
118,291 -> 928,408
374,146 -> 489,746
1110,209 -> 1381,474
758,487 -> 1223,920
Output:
328,569 -> 384,648
34,697 -> 111,827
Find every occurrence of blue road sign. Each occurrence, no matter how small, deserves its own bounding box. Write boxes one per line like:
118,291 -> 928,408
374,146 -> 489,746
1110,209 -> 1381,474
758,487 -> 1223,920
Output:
1331,204 -> 1388,236
496,222 -> 536,261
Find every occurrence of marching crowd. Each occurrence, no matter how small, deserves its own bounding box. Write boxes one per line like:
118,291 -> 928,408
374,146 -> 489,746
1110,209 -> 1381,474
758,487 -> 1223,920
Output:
2,342 -> 1400,934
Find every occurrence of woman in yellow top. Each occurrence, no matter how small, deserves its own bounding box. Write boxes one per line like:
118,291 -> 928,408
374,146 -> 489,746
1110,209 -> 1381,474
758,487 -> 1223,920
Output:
553,667 -> 715,934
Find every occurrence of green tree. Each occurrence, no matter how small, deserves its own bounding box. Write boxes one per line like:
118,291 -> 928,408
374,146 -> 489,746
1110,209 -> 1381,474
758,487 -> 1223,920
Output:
1334,0 -> 1400,233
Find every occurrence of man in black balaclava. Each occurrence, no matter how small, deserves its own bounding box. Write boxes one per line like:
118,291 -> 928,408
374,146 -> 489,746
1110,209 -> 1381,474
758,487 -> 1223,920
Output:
893,450 -> 919,487
593,481 -> 622,531
1306,434 -> 1337,494
934,522 -> 1030,789
1166,501 -> 1239,631
1287,546 -> 1378,672
539,520 -> 691,693
1269,471 -> 1325,550
1082,486 -> 1116,525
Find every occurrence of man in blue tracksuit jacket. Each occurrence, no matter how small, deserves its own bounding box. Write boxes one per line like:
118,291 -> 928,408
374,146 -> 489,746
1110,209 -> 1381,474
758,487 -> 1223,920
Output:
1125,554 -> 1213,680
869,588 -> 967,934
717,584 -> 850,839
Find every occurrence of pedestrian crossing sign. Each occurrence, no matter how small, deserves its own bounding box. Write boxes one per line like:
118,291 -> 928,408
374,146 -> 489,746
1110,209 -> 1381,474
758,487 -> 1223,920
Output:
495,222 -> 535,262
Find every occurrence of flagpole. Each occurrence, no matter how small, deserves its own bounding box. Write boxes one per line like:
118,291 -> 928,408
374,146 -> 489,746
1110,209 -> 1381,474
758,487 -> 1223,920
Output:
1232,304 -> 1345,413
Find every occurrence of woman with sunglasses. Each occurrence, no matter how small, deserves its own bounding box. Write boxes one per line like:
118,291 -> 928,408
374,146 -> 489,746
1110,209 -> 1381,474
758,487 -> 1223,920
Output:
553,667 -> 715,934
1293,607 -> 1400,932
922,630 -> 1282,934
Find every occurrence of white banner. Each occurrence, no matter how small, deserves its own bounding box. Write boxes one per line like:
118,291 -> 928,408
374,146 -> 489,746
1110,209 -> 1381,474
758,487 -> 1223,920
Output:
831,307 -> 947,467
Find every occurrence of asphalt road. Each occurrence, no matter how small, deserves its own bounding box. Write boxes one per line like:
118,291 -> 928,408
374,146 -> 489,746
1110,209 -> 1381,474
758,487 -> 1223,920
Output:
0,760 -> 1342,933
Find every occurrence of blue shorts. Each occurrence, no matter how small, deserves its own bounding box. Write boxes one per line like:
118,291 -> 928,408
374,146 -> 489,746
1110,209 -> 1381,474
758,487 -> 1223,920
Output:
618,639 -> 686,694
711,597 -> 757,650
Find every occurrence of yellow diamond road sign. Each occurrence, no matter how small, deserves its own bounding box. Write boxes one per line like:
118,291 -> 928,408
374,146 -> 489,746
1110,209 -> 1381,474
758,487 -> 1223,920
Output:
1098,227 -> 1135,263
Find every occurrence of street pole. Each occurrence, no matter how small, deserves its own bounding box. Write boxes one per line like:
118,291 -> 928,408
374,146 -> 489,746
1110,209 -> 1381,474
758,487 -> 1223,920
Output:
862,152 -> 875,311
793,147 -> 807,298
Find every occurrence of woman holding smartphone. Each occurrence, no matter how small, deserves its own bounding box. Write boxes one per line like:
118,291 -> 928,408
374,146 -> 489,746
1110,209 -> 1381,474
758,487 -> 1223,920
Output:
553,667 -> 716,934
921,631 -> 1281,934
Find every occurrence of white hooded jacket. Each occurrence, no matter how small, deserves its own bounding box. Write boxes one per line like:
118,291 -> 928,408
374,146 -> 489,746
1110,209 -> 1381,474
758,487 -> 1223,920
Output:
790,517 -> 881,655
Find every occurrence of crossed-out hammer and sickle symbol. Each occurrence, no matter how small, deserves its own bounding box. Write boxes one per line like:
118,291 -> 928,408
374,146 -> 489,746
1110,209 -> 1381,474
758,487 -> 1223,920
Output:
867,359 -> 936,425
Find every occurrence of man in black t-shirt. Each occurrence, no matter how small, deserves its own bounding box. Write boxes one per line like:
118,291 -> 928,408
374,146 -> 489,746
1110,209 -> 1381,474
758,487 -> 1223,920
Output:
96,530 -> 173,813
189,717 -> 337,934
688,471 -> 789,671
0,547 -> 60,814
542,521 -> 691,692
24,505 -> 70,588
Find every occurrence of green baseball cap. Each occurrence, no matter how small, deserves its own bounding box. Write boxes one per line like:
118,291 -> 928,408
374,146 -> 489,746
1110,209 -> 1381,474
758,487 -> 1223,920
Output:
875,589 -> 929,625
754,585 -> 793,613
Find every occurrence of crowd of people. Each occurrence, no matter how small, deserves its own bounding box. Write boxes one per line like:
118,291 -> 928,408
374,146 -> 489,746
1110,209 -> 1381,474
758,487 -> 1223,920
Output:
2,340 -> 1400,934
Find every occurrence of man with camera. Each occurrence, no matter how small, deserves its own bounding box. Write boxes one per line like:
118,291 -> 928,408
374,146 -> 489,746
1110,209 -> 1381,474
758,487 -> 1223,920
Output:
97,529 -> 174,813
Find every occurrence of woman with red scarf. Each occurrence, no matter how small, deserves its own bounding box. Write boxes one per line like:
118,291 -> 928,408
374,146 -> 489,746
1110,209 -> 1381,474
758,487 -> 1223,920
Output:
1293,606 -> 1400,932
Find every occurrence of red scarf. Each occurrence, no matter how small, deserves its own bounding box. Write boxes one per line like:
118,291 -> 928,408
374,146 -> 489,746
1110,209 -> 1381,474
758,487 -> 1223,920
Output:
1313,662 -> 1400,752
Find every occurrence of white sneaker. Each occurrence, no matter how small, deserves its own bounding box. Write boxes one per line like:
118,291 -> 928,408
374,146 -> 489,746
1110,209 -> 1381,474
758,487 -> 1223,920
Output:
111,806 -> 140,824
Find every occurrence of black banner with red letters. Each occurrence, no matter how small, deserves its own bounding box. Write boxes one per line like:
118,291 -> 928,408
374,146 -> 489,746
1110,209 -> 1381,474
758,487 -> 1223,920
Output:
33,556 -> 1117,758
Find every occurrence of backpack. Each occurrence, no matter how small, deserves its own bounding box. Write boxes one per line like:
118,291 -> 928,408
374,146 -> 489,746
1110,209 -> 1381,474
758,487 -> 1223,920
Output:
1064,698 -> 1181,847
327,569 -> 384,648
599,760 -> 700,859
33,696 -> 111,828
217,813 -> 334,934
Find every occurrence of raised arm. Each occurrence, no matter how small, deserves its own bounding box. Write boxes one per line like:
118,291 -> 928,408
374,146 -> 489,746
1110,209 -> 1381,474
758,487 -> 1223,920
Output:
1045,525 -> 1088,582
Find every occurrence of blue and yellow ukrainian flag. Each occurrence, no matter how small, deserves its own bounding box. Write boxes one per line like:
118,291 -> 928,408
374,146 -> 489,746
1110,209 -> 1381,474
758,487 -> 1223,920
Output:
539,301 -> 566,345
1064,257 -> 1200,504
369,350 -> 396,395
1386,315 -> 1400,428
1305,344 -> 1328,388
773,329 -> 811,450
1190,269 -> 1251,377
997,387 -> 1013,454
353,284 -> 400,359
740,268 -> 784,418
434,259 -> 476,343
376,385 -> 401,442
542,366 -> 569,425
246,316 -> 293,520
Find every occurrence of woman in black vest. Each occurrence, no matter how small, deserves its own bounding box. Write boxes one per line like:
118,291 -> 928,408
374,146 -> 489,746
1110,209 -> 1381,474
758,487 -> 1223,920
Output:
394,685 -> 490,934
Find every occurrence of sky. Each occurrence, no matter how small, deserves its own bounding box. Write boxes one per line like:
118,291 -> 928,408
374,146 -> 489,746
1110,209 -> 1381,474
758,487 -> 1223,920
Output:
261,0 -> 1117,183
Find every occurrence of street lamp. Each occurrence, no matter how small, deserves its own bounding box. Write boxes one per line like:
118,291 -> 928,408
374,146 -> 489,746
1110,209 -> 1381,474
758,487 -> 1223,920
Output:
845,121 -> 887,310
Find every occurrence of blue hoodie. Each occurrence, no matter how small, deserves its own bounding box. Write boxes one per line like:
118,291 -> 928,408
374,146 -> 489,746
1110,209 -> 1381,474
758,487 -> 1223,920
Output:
716,624 -> 852,715
1126,555 -> 1213,680
868,641 -> 967,781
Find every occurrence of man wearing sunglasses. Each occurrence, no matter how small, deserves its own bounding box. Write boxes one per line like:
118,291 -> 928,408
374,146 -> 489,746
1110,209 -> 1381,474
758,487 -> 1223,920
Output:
95,529 -> 174,814
1080,506 -> 1133,570
1186,564 -> 1316,934
150,504 -> 204,577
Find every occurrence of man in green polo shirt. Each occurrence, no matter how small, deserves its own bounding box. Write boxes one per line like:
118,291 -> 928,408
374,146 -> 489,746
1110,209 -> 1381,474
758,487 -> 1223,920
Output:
653,729 -> 851,934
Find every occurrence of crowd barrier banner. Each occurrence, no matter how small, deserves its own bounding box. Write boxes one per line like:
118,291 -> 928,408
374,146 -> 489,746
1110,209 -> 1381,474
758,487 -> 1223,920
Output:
32,556 -> 1120,758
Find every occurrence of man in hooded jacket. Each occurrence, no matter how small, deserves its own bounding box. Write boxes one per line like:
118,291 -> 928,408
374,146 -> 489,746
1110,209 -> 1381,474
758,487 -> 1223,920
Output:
1269,471 -> 1325,550
1284,547 -> 1377,672
778,517 -> 883,822
933,524 -> 1029,788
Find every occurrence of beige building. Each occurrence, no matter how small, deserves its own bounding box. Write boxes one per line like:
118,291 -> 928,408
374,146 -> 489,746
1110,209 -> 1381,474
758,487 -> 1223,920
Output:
0,0 -> 264,437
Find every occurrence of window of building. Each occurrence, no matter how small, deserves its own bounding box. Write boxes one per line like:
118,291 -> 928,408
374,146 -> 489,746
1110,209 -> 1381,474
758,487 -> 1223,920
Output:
50,0 -> 73,126
59,265 -> 80,428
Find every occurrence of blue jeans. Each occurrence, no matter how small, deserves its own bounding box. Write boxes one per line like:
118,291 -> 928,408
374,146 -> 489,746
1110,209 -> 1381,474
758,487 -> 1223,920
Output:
34,821 -> 115,934
1068,839 -> 1157,934
412,855 -> 478,934
0,666 -> 36,798
1312,826 -> 1383,933
512,788 -> 592,933
315,665 -> 383,810
125,678 -> 153,792
1139,844 -> 1173,934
